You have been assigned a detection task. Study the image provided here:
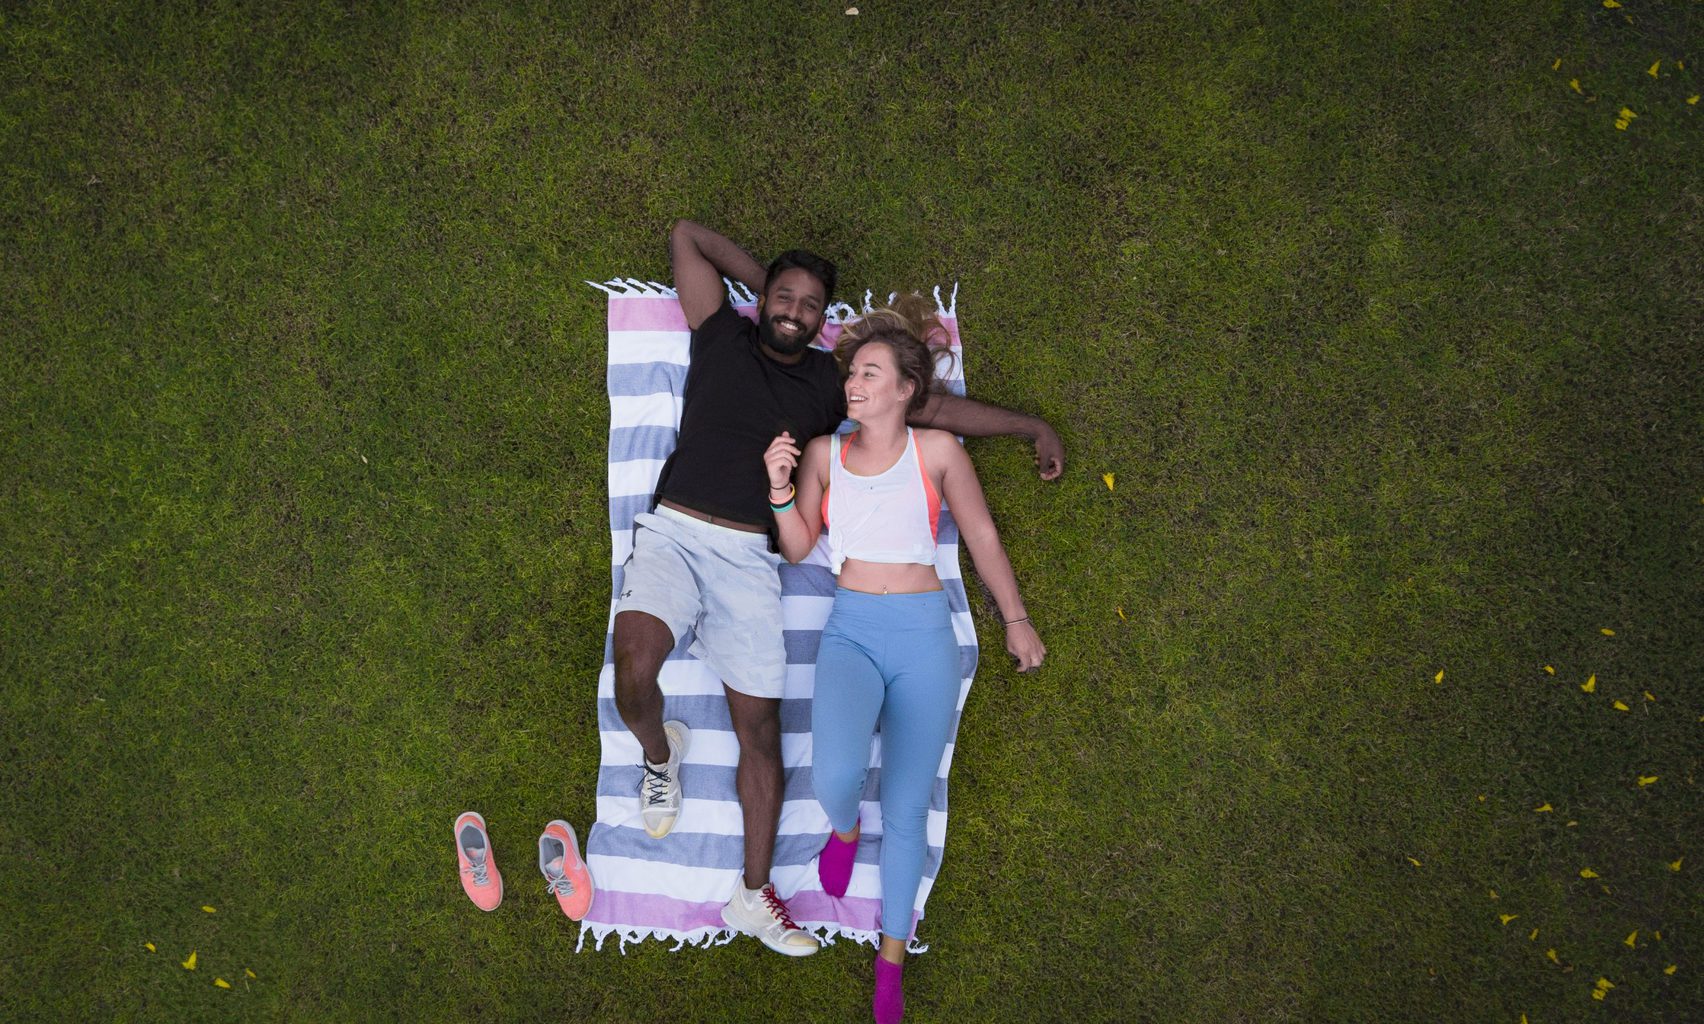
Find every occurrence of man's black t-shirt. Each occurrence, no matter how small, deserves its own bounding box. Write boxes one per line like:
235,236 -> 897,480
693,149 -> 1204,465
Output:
654,301 -> 847,526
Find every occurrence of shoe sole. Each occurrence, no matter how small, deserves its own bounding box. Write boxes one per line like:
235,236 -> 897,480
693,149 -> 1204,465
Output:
720,904 -> 819,957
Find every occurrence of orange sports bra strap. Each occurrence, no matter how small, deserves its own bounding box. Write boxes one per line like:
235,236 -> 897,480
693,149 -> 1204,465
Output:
912,431 -> 942,540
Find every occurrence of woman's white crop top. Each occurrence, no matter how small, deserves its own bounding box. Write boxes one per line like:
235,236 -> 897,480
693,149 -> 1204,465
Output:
822,428 -> 942,575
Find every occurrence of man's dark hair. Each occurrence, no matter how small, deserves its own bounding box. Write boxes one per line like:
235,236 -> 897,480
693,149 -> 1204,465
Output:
764,249 -> 837,306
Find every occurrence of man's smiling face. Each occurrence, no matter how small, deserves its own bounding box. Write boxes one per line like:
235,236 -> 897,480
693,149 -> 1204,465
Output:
757,267 -> 827,357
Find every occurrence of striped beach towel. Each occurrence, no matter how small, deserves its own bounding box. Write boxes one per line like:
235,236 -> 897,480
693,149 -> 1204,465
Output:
578,278 -> 980,953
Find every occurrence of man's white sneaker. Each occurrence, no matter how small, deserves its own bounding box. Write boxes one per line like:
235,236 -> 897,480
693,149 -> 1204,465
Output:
721,881 -> 820,957
640,720 -> 690,838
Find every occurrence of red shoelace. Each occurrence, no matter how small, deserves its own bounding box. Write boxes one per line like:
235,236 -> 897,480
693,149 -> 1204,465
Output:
761,885 -> 802,929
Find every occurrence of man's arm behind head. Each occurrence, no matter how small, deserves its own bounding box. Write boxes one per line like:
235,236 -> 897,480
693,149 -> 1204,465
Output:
669,220 -> 767,331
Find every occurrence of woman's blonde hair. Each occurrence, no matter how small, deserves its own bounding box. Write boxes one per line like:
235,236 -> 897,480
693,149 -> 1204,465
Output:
833,293 -> 957,417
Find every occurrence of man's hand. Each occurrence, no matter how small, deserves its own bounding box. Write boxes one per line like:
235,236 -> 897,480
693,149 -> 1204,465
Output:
909,393 -> 1066,482
1030,420 -> 1064,481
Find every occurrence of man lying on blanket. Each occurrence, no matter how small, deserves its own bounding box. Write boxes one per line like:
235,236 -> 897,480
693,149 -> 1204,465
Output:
610,219 -> 1064,956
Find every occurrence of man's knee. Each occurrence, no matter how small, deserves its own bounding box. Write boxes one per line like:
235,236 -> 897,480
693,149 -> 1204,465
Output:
613,612 -> 672,708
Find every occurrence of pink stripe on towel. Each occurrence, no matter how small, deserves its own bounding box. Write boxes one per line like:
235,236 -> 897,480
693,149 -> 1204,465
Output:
609,296 -> 962,351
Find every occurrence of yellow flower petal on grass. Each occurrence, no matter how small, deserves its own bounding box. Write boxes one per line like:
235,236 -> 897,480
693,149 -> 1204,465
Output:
1670,858 -> 1683,871
214,978 -> 231,989
1102,472 -> 1115,491
1613,700 -> 1630,711
1593,989 -> 1607,1000
1596,977 -> 1614,991
1648,61 -> 1660,78
1529,927 -> 1539,940
1619,107 -> 1638,121
1615,118 -> 1630,130
1477,793 -> 1486,802
1535,803 -> 1553,813
1667,964 -> 1678,975
1116,606 -> 1125,621
1602,0 -> 1620,7
1500,914 -> 1519,925
1638,775 -> 1659,787
1551,58 -> 1561,71
1543,665 -> 1555,675
182,950 -> 197,970
144,942 -> 155,953
1580,867 -> 1599,879
1546,947 -> 1561,964
1601,627 -> 1616,635
1644,690 -> 1656,701
1581,675 -> 1596,693
1435,669 -> 1444,684
1625,930 -> 1638,948
1689,95 -> 1700,105
1407,856 -> 1422,868
201,905 -> 216,913
246,968 -> 257,979
1570,78 -> 1584,94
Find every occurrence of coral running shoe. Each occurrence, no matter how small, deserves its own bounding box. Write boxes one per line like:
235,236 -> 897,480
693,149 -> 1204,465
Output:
454,811 -> 503,911
538,819 -> 595,921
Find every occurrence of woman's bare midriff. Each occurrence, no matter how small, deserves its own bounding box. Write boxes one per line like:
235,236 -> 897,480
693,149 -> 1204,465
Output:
836,558 -> 943,595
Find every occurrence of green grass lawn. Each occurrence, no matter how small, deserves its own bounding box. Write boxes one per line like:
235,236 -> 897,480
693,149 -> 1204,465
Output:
2,1 -> 1699,1021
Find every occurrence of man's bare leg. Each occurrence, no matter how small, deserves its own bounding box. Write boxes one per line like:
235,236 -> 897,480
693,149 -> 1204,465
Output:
613,610 -> 675,766
718,683 -> 818,955
724,684 -> 783,888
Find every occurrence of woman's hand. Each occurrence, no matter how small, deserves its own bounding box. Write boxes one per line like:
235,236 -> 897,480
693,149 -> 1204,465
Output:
1005,619 -> 1046,672
763,432 -> 801,493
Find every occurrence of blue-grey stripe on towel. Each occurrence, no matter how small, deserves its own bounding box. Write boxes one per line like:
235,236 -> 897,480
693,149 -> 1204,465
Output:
598,763 -> 951,818
608,362 -> 688,397
609,424 -> 681,464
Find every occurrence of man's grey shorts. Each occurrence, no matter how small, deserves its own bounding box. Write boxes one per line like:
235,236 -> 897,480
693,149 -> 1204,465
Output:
616,506 -> 788,699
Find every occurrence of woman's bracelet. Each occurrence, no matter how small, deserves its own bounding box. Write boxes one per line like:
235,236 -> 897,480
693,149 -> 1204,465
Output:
769,484 -> 796,512
1004,615 -> 1029,626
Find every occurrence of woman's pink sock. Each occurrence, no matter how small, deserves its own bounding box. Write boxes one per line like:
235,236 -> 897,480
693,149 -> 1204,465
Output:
873,955 -> 905,1024
817,831 -> 858,897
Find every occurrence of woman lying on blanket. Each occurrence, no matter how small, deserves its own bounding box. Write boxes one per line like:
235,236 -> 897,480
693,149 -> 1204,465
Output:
763,296 -> 1046,1024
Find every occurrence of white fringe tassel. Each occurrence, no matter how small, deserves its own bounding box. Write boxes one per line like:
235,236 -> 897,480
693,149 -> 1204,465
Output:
587,277 -> 960,323
575,920 -> 930,955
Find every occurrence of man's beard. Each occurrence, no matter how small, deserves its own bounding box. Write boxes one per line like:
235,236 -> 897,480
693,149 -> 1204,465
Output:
758,313 -> 817,355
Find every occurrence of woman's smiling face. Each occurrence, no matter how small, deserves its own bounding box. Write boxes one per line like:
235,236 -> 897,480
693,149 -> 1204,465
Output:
844,341 -> 914,422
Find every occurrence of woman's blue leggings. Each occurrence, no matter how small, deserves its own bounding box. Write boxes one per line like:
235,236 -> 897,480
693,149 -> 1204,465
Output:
811,589 -> 962,941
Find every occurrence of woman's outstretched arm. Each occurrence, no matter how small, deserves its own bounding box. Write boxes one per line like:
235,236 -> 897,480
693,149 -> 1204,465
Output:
926,430 -> 1046,671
